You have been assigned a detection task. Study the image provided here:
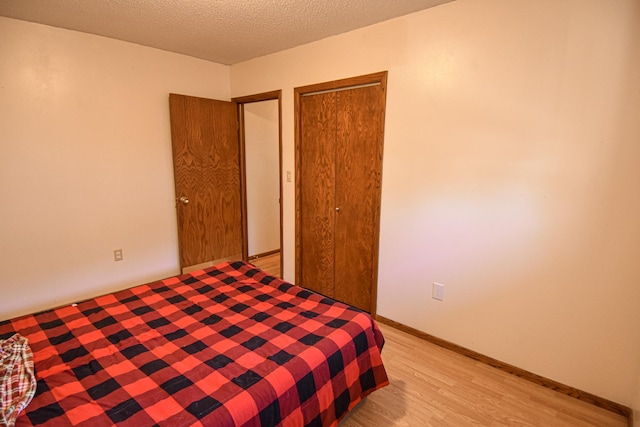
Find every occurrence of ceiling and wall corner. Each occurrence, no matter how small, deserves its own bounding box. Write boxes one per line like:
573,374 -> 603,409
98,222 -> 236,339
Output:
0,0 -> 454,65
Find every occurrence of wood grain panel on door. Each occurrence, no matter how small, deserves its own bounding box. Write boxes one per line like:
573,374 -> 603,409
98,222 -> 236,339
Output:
295,71 -> 387,315
334,84 -> 385,312
169,94 -> 242,270
299,92 -> 337,297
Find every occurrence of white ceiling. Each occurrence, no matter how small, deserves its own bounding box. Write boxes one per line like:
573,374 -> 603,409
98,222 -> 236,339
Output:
0,0 -> 454,65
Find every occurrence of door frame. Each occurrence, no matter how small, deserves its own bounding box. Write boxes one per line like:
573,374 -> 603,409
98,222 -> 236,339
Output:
294,71 -> 388,314
232,90 -> 284,277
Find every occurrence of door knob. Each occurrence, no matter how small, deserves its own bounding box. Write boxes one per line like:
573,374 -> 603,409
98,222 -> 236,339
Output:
179,196 -> 190,205
335,207 -> 340,212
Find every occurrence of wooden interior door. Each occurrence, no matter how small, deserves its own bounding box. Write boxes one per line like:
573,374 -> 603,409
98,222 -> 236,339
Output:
169,94 -> 243,271
296,72 -> 387,314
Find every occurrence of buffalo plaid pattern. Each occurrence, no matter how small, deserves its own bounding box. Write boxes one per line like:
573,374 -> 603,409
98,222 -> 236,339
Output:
0,261 -> 388,427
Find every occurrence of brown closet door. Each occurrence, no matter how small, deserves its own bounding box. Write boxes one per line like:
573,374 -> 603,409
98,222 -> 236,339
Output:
169,94 -> 242,270
296,72 -> 387,314
333,85 -> 385,312
299,92 -> 337,297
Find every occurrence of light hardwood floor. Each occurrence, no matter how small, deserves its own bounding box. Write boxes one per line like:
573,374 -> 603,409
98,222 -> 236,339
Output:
250,252 -> 281,278
341,323 -> 628,426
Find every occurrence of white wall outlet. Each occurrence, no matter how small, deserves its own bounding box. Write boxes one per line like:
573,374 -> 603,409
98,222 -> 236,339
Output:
433,282 -> 445,301
286,170 -> 292,182
114,249 -> 123,262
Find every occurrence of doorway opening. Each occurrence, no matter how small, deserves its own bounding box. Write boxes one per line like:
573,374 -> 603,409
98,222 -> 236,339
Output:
233,91 -> 283,278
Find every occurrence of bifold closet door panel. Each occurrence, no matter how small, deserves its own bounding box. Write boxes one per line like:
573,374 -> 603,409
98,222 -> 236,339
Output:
299,92 -> 337,297
334,85 -> 385,312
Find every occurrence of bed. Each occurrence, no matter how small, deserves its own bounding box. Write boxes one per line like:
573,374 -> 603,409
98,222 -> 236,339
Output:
0,261 -> 388,427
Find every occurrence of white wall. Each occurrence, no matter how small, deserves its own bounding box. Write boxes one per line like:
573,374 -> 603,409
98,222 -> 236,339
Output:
0,17 -> 230,319
231,0 -> 640,407
244,100 -> 281,256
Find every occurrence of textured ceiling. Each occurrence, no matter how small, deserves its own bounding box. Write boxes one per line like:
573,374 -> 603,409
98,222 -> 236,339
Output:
0,0 -> 454,65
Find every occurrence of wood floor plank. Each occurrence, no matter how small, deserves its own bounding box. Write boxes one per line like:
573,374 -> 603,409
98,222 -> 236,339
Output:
249,252 -> 281,277
340,323 -> 627,426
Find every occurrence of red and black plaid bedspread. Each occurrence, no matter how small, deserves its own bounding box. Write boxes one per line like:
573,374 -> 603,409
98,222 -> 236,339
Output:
0,262 -> 388,427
